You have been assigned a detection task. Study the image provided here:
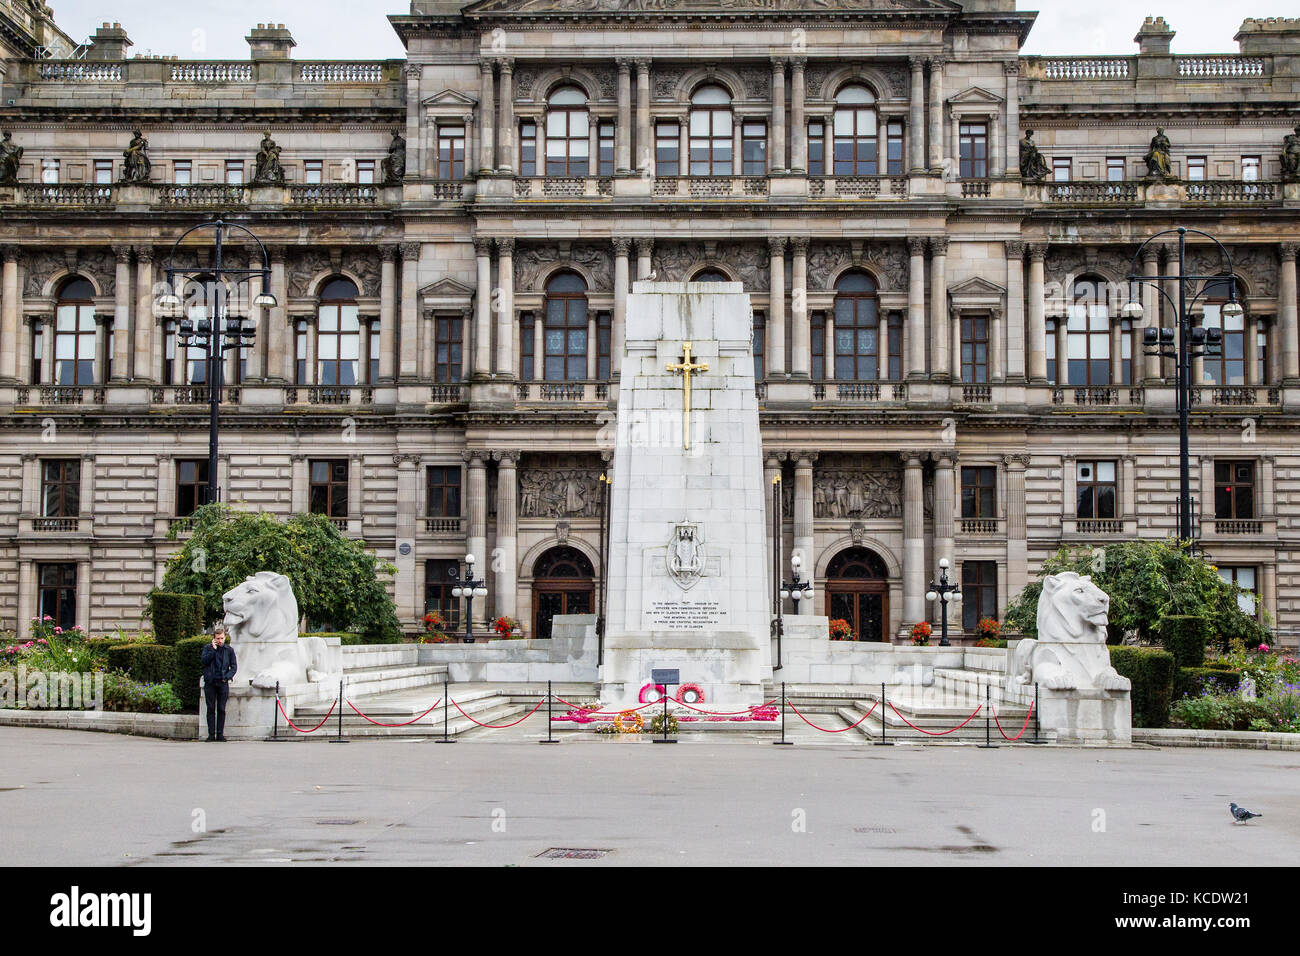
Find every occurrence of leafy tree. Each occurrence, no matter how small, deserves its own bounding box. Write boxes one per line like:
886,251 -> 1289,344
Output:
1003,540 -> 1271,649
156,504 -> 401,643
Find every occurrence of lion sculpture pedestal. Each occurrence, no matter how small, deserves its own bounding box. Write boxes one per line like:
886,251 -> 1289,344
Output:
1007,571 -> 1132,745
197,571 -> 342,739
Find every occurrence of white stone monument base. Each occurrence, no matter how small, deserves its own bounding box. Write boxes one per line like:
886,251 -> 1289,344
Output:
600,631 -> 766,713
1036,687 -> 1132,746
199,676 -> 340,740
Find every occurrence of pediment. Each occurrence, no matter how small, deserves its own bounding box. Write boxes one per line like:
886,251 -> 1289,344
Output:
947,86 -> 1004,106
422,88 -> 477,108
464,0 -> 961,17
948,275 -> 1006,298
420,276 -> 476,298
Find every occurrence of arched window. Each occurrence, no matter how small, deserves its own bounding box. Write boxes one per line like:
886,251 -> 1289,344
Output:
543,272 -> 588,381
689,84 -> 733,177
833,84 -> 878,176
54,277 -> 96,385
546,86 -> 589,177
691,269 -> 729,283
1066,275 -> 1112,386
317,276 -> 361,386
1201,276 -> 1248,386
833,271 -> 880,380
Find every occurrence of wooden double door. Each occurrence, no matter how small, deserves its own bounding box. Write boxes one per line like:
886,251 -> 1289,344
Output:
824,547 -> 890,642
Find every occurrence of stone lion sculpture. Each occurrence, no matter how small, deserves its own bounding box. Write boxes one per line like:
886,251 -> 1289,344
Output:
1010,572 -> 1131,692
222,571 -> 330,689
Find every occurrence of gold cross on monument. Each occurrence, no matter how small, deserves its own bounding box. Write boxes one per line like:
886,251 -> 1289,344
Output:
666,341 -> 709,451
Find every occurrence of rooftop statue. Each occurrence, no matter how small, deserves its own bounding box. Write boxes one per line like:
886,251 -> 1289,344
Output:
251,132 -> 285,186
0,132 -> 23,186
382,130 -> 407,184
121,130 -> 152,184
1282,126 -> 1300,184
1143,127 -> 1175,181
1018,129 -> 1050,182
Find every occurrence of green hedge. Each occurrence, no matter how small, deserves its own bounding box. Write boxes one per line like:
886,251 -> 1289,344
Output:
149,593 -> 207,646
1174,666 -> 1243,702
106,644 -> 177,685
301,631 -> 363,646
172,637 -> 209,711
1158,614 -> 1208,669
1109,646 -> 1176,729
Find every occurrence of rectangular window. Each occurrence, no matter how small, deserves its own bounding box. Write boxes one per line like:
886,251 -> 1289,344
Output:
807,120 -> 825,176
94,160 -> 113,184
174,160 -> 192,185
1046,319 -> 1057,384
597,311 -> 611,380
753,311 -> 767,381
356,159 -> 376,185
103,317 -> 114,383
295,318 -> 308,385
41,460 -> 80,518
1052,157 -> 1072,182
960,313 -> 989,384
655,121 -> 680,177
37,563 -> 77,632
434,313 -> 463,383
1121,318 -> 1134,385
1241,156 -> 1260,182
42,159 -> 59,184
438,125 -> 465,180
1257,329 -> 1268,385
1187,156 -> 1207,181
31,319 -> 42,384
1214,460 -> 1255,520
368,318 -> 381,382
309,460 -> 349,519
425,558 -> 462,630
886,120 -> 904,175
598,121 -> 615,176
176,459 -> 209,517
426,466 -> 462,518
519,121 -> 537,177
810,312 -> 823,380
742,121 -> 767,175
958,122 -> 987,179
521,312 -> 535,381
960,561 -> 998,632
225,160 -> 243,185
54,300 -> 96,386
303,160 -> 323,185
887,313 -> 902,381
1218,566 -> 1258,617
1075,460 -> 1117,520
1106,157 -> 1125,182
960,466 -> 996,520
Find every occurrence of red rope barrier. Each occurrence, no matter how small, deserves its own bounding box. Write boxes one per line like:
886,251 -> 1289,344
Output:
551,695 -> 665,717
786,699 -> 878,734
670,697 -> 781,716
887,701 -> 983,736
276,698 -> 336,734
992,701 -> 1036,742
346,697 -> 443,727
450,696 -> 548,729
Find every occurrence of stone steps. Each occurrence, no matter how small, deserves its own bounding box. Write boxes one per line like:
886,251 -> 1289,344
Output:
340,663 -> 449,698
291,689 -> 525,738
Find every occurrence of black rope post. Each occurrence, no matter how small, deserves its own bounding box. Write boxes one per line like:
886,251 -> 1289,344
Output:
773,681 -> 793,745
652,684 -> 676,744
1028,681 -> 1046,745
330,678 -> 349,743
979,683 -> 998,749
540,679 -> 558,745
874,681 -> 892,746
269,680 -> 291,742
436,677 -> 455,744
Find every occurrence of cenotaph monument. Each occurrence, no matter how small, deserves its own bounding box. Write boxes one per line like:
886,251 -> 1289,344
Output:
599,281 -> 773,711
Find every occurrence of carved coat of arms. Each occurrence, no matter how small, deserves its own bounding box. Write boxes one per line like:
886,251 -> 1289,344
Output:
667,522 -> 705,591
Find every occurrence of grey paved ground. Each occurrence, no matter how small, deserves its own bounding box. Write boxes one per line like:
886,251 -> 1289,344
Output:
2,726 -> 1296,866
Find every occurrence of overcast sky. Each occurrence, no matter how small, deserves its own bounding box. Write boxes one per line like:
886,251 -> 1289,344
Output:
48,1 -> 1271,60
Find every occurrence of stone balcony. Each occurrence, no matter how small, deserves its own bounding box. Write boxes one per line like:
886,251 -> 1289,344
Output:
0,182 -> 398,212
1031,179 -> 1295,207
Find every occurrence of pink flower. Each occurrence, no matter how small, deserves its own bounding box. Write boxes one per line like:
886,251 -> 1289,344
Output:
43,615 -> 52,621
1259,644 -> 1271,653
53,627 -> 62,635
37,639 -> 47,645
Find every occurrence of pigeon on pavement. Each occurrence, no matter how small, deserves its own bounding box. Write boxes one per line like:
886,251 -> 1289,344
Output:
1230,802 -> 1262,823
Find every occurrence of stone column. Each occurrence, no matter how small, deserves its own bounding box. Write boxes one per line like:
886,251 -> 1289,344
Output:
768,237 -> 787,376
927,58 -> 944,171
110,246 -> 132,382
932,451 -> 956,573
902,453 -> 926,629
465,450 -> 489,629
1142,246 -> 1161,383
764,453 -> 782,597
379,245 -> 397,383
990,308 -> 1004,382
770,58 -> 786,174
790,237 -> 809,377
908,57 -> 926,173
793,452 -> 816,615
636,237 -> 653,282
532,319 -> 544,381
245,252 -> 266,382
77,561 -> 91,631
907,237 -> 927,378
393,455 -> 419,623
635,59 -> 651,175
462,306 -> 473,381
497,58 -> 515,175
1246,312 -> 1260,386
929,237 -> 949,381
1110,320 -> 1124,384
1026,243 -> 1047,382
1003,454 -> 1029,607
398,242 -> 420,381
473,238 -> 493,378
1280,243 -> 1299,383
789,57 -> 806,174
16,560 -> 34,641
266,247 -> 288,383
1004,242 -> 1025,381
1003,62 -> 1020,178
613,237 -> 630,377
478,59 -> 496,175
493,451 -> 519,621
1,246 -> 20,382
495,238 -> 514,377
616,59 -> 633,174
1161,245 -> 1180,381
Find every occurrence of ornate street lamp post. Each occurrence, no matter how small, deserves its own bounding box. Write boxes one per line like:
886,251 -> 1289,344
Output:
156,219 -> 277,506
450,553 -> 488,643
925,557 -> 962,647
780,553 -> 815,617
1122,227 -> 1240,544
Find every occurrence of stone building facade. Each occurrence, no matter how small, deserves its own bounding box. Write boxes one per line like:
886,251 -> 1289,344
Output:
0,1 -> 1298,643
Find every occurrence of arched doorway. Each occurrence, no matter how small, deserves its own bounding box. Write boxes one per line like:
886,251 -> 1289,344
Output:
824,547 -> 890,642
531,546 -> 595,640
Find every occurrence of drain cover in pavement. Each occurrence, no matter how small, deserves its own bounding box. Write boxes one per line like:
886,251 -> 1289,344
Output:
316,819 -> 361,826
536,848 -> 611,859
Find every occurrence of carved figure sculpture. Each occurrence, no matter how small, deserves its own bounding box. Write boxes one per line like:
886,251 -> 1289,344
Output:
251,132 -> 285,186
121,129 -> 152,183
1143,127 -> 1174,180
1282,126 -> 1300,183
1009,572 -> 1131,692
222,572 -> 330,689
1018,129 -> 1050,182
0,132 -> 23,185
382,130 -> 407,184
